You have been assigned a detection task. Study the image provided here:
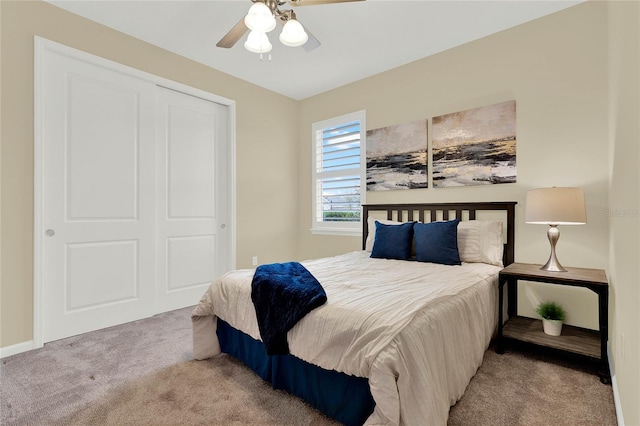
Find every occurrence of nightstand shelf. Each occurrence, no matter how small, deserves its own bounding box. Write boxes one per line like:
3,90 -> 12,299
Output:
503,316 -> 600,359
497,262 -> 609,383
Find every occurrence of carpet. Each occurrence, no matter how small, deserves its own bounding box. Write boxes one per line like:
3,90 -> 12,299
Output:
56,356 -> 338,426
0,306 -> 617,425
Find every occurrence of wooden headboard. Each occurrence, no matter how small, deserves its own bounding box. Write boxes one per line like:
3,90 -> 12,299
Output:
362,202 -> 517,266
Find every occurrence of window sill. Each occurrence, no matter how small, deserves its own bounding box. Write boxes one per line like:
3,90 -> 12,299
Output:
310,228 -> 362,237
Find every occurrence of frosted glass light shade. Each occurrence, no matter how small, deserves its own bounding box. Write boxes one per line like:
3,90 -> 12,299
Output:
279,19 -> 308,47
244,2 -> 276,32
244,31 -> 272,53
525,187 -> 587,225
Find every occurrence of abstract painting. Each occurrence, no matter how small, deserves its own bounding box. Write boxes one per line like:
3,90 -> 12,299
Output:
366,119 -> 428,191
432,100 -> 516,187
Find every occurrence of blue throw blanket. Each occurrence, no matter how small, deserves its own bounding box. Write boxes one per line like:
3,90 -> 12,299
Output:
251,262 -> 327,355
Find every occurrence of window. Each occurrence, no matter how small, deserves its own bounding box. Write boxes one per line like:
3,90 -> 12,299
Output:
311,110 -> 366,236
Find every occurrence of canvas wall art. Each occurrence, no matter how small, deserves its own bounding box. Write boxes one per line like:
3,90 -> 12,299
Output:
366,119 -> 428,191
432,100 -> 516,187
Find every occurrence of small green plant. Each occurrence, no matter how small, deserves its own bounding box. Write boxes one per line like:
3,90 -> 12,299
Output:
536,301 -> 566,321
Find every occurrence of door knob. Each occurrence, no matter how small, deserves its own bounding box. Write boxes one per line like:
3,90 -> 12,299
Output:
45,229 -> 55,237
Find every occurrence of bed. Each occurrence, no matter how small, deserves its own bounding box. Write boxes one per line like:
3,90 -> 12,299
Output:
192,202 -> 516,425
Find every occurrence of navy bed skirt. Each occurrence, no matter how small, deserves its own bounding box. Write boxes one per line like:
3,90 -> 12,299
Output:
216,319 -> 375,426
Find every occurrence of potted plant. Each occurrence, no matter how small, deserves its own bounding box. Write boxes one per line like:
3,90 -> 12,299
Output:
536,301 -> 566,336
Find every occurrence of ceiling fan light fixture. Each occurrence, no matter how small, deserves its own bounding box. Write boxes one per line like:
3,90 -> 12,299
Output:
244,30 -> 273,53
279,19 -> 308,47
244,2 -> 276,33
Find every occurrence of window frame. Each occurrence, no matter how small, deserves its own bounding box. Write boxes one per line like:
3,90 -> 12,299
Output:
310,110 -> 366,236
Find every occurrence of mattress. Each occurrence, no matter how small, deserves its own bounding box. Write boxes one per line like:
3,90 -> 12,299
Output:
192,251 -> 500,425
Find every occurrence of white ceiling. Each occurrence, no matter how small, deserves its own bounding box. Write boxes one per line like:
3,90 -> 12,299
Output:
47,0 -> 584,100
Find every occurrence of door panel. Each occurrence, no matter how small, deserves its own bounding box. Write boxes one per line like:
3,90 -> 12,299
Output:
42,50 -> 156,342
65,240 -> 139,311
66,76 -> 138,220
156,87 -> 228,312
167,235 -> 216,291
166,104 -> 216,219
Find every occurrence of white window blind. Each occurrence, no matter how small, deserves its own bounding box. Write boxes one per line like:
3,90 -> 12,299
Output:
311,111 -> 366,235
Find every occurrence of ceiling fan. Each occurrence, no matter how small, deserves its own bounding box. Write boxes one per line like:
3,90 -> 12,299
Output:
217,0 -> 365,55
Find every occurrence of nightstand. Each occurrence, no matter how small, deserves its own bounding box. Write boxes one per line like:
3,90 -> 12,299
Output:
496,262 -> 610,384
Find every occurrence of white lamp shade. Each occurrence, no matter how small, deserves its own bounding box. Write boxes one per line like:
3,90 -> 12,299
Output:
244,2 -> 276,33
525,187 -> 587,225
279,19 -> 308,47
244,30 -> 272,53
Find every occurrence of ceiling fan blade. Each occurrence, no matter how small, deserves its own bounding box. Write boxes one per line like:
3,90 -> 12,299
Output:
302,25 -> 321,52
216,16 -> 249,48
289,0 -> 365,6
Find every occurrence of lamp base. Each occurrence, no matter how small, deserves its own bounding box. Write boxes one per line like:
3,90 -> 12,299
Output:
540,225 -> 567,272
540,257 -> 567,272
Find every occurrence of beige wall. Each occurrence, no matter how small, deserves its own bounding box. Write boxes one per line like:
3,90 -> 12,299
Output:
0,0 -> 299,348
2,0 -> 639,423
298,2 -> 640,421
299,2 -> 609,330
608,1 -> 640,424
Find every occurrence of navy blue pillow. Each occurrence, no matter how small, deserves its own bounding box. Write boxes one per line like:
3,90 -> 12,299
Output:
370,221 -> 415,260
413,220 -> 461,265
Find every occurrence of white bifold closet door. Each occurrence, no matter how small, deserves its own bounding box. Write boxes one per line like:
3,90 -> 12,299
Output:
40,42 -> 229,343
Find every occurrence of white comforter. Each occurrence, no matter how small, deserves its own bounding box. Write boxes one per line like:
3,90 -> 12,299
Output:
192,251 -> 500,425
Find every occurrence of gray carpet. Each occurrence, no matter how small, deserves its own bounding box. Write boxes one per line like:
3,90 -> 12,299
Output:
0,307 -> 617,425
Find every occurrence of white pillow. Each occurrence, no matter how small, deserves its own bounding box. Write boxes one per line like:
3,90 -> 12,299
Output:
365,217 -> 404,252
457,220 -> 504,267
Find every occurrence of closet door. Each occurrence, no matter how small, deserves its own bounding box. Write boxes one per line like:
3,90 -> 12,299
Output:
37,38 -> 233,344
155,87 -> 229,312
41,48 -> 157,342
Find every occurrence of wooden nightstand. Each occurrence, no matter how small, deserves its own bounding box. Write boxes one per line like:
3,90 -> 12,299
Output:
496,262 -> 610,383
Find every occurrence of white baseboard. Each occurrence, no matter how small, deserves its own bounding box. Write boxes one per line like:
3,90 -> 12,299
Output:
0,340 -> 35,359
608,343 -> 625,426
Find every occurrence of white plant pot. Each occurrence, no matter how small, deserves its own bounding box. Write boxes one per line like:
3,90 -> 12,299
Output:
542,319 -> 563,336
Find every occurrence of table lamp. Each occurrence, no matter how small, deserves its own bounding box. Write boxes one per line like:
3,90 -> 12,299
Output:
525,187 -> 587,272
